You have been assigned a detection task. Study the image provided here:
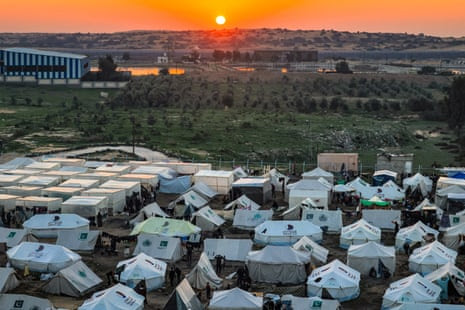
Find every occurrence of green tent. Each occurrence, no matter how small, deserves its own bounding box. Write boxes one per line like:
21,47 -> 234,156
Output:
360,199 -> 391,207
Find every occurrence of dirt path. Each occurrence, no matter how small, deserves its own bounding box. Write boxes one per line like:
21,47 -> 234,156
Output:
49,145 -> 171,161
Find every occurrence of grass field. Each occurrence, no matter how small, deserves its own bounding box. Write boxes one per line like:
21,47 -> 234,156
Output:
0,73 -> 461,172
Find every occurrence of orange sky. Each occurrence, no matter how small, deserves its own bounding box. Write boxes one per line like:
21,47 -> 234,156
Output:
2,0 -> 465,37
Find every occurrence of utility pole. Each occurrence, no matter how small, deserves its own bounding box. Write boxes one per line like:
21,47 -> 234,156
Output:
129,116 -> 136,155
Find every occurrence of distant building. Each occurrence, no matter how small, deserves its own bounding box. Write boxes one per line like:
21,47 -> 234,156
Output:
0,48 -> 90,83
157,53 -> 169,64
376,152 -> 414,174
253,50 -> 318,62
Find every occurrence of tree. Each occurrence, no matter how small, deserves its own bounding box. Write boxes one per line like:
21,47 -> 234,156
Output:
159,68 -> 169,76
212,50 -> 225,62
446,76 -> 465,139
418,66 -> 436,75
98,55 -> 117,80
122,52 -> 130,61
335,61 -> 353,74
232,50 -> 241,62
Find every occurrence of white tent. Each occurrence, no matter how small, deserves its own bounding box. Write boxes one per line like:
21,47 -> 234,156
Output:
15,196 -> 62,213
4,168 -> 40,176
141,202 -> 170,218
246,245 -> 310,284
0,228 -> 37,248
0,174 -> 24,187
225,194 -> 261,211
133,234 -> 183,263
340,219 -> 381,249
302,209 -> 343,233
7,242 -> 81,273
1,185 -> 43,197
233,209 -> 273,230
41,186 -> 85,200
287,179 -> 331,209
408,241 -> 457,275
42,260 -> 102,297
302,167 -> 334,184
346,177 -> 374,199
362,209 -> 402,230
280,295 -> 341,310
171,190 -> 208,216
192,206 -> 225,231
265,168 -> 289,192
82,188 -> 126,213
75,172 -> 118,184
95,164 -> 131,174
403,173 -> 433,196
255,220 -> 323,245
347,241 -> 396,276
435,185 -> 465,209
117,173 -> 158,186
395,221 -> 439,252
78,283 -> 144,310
151,162 -> 212,175
233,167 -> 248,179
437,177 -> 465,191
0,157 -> 36,170
307,259 -> 360,302
23,214 -> 89,238
18,175 -> 60,187
425,262 -> 465,298
61,196 -> 109,218
382,274 -> 441,308
0,268 -> 19,293
388,304 -> 465,310
443,222 -> 465,250
164,279 -> 203,310
380,180 -> 406,201
117,253 -> 167,291
292,236 -> 329,264
186,252 -> 223,289
209,287 -> 262,310
0,294 -> 56,310
194,170 -> 234,195
189,181 -> 218,199
99,180 -> 141,198
42,157 -> 85,167
59,178 -> 100,189
204,239 -> 253,262
333,184 -> 356,193
232,177 -> 272,205
56,230 -> 100,251
282,198 -> 319,220
413,198 -> 443,219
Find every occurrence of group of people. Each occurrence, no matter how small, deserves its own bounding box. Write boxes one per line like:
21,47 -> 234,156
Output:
168,265 -> 183,287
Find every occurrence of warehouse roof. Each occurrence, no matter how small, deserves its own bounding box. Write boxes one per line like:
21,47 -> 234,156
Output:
2,48 -> 87,59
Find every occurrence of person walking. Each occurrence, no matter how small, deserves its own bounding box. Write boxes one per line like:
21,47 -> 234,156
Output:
175,266 -> 182,284
215,254 -> 222,274
206,282 -> 212,300
186,243 -> 193,266
169,266 -> 175,287
97,212 -> 103,228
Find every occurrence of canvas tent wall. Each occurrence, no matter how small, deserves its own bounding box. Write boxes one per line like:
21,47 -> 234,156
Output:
246,245 -> 310,284
7,242 -> 81,273
78,283 -> 144,310
15,196 -> 63,213
194,170 -> 234,195
264,168 -> 289,192
302,167 -> 334,184
0,174 -> 24,187
317,153 -> 359,173
188,182 -> 218,199
287,179 -> 331,209
4,168 -> 40,176
170,190 -> 208,217
41,170 -> 81,181
254,220 -> 323,245
389,304 -> 465,310
163,279 -> 203,310
225,194 -> 261,211
382,274 -> 441,309
306,259 -> 360,302
362,209 -> 401,230
0,268 -> 19,293
204,239 -> 253,262
42,157 -> 85,167
25,162 -> 61,170
425,262 -> 465,300
152,162 -> 212,175
209,287 -> 262,310
232,177 -> 272,205
347,241 -> 396,276
116,253 -> 167,292
95,164 -> 131,174
1,185 -> 43,197
18,175 -> 60,187
74,172 -> 118,184
395,221 -> 439,252
0,194 -> 19,213
233,209 -> 273,230
340,219 -> 381,249
292,236 -> 329,265
408,241 -> 457,275
437,177 -> 465,191
117,173 -> 158,187
186,252 -> 223,289
61,196 -> 109,218
133,234 -> 183,263
403,173 -> 433,196
0,228 -> 37,248
280,295 -> 341,310
130,217 -> 201,237
41,186 -> 84,200
0,294 -> 56,310
82,188 -> 126,213
23,214 -> 89,238
373,170 -> 397,186
302,209 -> 343,233
56,230 -> 100,251
443,222 -> 465,250
59,178 -> 100,189
0,157 -> 36,170
42,260 -> 102,297
99,180 -> 141,198
158,175 -> 191,194
192,206 -> 225,231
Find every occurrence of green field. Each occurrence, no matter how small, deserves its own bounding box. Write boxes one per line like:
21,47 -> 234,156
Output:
0,73 -> 461,172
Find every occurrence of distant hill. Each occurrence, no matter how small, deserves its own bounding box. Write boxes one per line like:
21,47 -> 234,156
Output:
1,29 -> 465,53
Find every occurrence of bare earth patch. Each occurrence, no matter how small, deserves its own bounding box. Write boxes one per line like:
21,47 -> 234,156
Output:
0,109 -> 16,114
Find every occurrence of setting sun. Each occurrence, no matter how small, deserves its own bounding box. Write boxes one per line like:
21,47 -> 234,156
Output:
216,15 -> 226,25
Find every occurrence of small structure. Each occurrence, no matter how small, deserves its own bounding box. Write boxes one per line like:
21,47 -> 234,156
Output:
233,209 -> 273,230
78,283 -> 144,310
0,194 -> 19,213
317,153 -> 359,173
41,186 -> 85,200
302,167 -> 334,184
59,178 -> 100,189
204,239 -> 253,262
99,180 -> 141,198
18,175 -> 60,187
287,179 -> 331,209
209,287 -> 263,310
61,196 -> 109,218
82,188 -> 126,213
231,177 -> 272,205
130,217 -> 201,237
23,214 -> 89,238
192,206 -> 225,231
255,220 -> 323,245
194,170 -> 234,195
292,236 -> 329,265
0,228 -> 37,248
0,174 -> 25,187
408,241 -> 457,275
15,196 -> 63,213
163,279 -> 203,310
225,194 -> 261,211
56,230 -> 100,251
1,185 -> 43,196
116,253 -> 167,291
373,170 -> 398,186
95,164 -> 131,174
0,268 -> 20,293
340,219 -> 381,248
403,173 -> 433,196
0,294 -> 56,310
395,221 -> 439,252
133,234 -> 183,263
302,209 -> 343,233
347,241 -> 396,277
376,152 -> 414,175
186,252 -> 222,289
280,295 -> 340,310
425,262 -> 465,300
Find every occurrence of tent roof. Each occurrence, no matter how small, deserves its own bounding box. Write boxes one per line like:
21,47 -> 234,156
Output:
0,157 -> 37,170
437,185 -> 465,196
166,279 -> 203,310
373,170 -> 398,178
333,184 -> 356,193
287,179 -> 330,191
0,267 -> 18,291
0,294 -> 55,310
425,262 -> 465,283
62,196 -> 108,206
383,274 -> 441,305
193,206 -> 225,227
195,170 -> 234,178
302,167 -> 334,178
341,219 -> 381,239
224,194 -> 261,210
348,241 -> 395,258
23,214 -> 89,230
246,245 -> 311,264
189,181 -> 218,198
141,202 -> 170,218
232,177 -> 269,187
280,295 -> 341,310
117,253 -> 167,282
52,260 -> 102,296
396,221 -> 439,242
255,220 -> 322,237
292,236 -> 329,263
444,222 -> 465,236
78,283 -> 144,310
307,259 -> 360,287
409,241 -> 457,265
209,287 -> 262,309
176,190 -> 208,208
130,217 -> 201,237
186,252 -> 222,289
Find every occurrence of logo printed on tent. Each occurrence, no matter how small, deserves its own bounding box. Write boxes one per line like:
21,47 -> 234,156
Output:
319,214 -> 328,222
14,300 -> 24,308
79,270 -> 87,278
7,231 -> 16,238
79,232 -> 88,240
159,241 -> 168,248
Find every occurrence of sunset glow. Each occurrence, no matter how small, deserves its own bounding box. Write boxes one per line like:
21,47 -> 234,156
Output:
1,0 -> 465,36
216,16 -> 226,25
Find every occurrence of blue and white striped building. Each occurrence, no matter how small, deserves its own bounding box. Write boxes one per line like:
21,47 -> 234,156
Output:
0,48 -> 90,80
